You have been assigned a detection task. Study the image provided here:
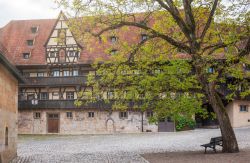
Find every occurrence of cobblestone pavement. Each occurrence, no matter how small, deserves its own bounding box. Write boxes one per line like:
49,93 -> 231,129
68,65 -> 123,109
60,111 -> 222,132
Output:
11,127 -> 250,163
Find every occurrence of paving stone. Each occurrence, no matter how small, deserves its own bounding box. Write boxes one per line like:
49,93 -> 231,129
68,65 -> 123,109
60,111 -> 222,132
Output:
13,127 -> 250,163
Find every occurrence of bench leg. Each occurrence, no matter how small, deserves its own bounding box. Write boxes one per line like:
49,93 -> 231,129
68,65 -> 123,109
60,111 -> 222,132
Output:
213,147 -> 216,153
204,147 -> 207,154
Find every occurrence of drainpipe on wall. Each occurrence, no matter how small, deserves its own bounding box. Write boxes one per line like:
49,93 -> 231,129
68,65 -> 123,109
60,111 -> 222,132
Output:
141,111 -> 144,132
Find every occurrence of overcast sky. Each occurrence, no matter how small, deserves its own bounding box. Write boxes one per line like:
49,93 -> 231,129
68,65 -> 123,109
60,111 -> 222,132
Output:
0,0 -> 61,27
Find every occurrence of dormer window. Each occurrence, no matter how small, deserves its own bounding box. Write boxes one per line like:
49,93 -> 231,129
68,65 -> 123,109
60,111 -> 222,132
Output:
110,49 -> 118,55
141,34 -> 148,41
23,53 -> 30,59
208,67 -> 215,73
31,27 -> 38,33
27,40 -> 34,46
110,36 -> 118,43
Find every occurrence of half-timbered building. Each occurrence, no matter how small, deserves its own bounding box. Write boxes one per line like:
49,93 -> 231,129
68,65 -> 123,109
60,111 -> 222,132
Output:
0,12 -> 249,135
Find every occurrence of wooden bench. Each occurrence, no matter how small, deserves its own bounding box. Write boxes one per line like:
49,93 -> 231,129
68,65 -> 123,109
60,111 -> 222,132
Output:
201,136 -> 223,153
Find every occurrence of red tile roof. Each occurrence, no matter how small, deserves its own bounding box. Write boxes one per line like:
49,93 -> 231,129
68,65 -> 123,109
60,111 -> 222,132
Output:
0,14 -> 193,66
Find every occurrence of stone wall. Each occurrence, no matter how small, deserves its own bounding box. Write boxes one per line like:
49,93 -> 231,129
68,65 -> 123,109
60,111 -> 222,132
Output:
226,100 -> 250,128
18,109 -> 158,134
0,64 -> 18,163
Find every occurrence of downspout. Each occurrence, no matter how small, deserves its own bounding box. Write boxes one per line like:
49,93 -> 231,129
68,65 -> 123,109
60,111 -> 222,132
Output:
141,111 -> 144,132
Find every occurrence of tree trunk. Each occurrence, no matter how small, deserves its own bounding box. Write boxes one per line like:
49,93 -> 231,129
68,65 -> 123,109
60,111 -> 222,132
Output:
206,83 -> 239,153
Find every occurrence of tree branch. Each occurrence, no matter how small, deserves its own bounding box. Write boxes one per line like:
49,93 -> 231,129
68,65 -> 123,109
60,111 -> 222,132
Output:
91,21 -> 191,53
200,0 -> 219,41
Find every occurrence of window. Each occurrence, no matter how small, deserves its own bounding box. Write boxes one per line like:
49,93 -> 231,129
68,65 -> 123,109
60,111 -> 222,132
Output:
110,36 -> 117,43
37,72 -> 44,77
27,40 -> 34,46
31,26 -> 38,33
110,49 -> 118,55
34,112 -> 41,119
73,70 -> 79,76
119,112 -> 128,118
63,70 -> 70,76
88,112 -> 94,118
240,105 -> 248,112
66,112 -> 73,118
66,92 -> 74,100
68,51 -> 77,57
23,53 -> 30,59
49,52 -> 57,57
146,111 -> 153,118
107,91 -> 114,99
52,70 -> 60,77
141,34 -> 148,41
208,67 -> 215,73
27,94 -> 35,100
39,92 -> 48,100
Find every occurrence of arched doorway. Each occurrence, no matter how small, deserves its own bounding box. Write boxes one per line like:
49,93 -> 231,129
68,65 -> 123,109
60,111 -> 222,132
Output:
106,119 -> 115,133
5,127 -> 8,146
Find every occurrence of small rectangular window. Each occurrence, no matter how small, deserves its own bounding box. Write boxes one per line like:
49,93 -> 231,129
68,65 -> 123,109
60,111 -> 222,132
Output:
49,52 -> 57,57
63,70 -> 70,76
31,27 -> 38,33
52,70 -> 60,77
88,112 -> 94,118
34,112 -> 41,119
39,92 -> 48,100
68,51 -> 77,57
110,49 -> 118,55
27,40 -> 34,46
141,34 -> 148,41
23,53 -> 30,59
110,36 -> 117,43
208,67 -> 214,73
66,112 -> 73,118
66,92 -> 74,100
73,70 -> 79,76
119,112 -> 128,118
146,111 -> 153,118
240,105 -> 248,112
37,72 -> 44,77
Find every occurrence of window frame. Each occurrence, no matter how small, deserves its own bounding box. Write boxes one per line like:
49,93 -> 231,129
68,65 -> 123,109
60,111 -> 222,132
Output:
34,112 -> 41,119
66,112 -> 73,119
23,53 -> 30,59
27,40 -> 34,46
31,26 -> 38,33
239,105 -> 248,112
66,92 -> 75,100
88,112 -> 95,118
119,111 -> 128,119
39,92 -> 48,100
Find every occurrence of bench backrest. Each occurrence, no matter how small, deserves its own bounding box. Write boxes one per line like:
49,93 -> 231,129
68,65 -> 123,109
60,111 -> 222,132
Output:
210,136 -> 222,144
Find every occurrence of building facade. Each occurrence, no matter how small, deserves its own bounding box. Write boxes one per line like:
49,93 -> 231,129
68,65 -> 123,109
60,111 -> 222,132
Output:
0,12 -> 249,135
0,52 -> 23,163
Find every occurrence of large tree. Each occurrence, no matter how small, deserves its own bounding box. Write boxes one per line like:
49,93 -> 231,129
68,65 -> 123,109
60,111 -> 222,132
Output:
56,0 -> 250,152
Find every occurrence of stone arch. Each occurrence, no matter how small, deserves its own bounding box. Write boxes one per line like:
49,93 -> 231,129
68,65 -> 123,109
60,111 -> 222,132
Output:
106,118 -> 115,133
5,127 -> 8,146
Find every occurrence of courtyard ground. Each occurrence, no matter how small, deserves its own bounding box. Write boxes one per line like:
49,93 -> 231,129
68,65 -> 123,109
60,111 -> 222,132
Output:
11,127 -> 250,163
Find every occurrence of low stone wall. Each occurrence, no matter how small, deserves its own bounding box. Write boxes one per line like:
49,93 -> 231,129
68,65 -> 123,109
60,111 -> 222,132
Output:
18,109 -> 158,134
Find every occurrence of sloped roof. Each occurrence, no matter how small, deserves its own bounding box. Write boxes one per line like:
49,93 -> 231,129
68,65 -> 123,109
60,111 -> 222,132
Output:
0,13 -> 194,66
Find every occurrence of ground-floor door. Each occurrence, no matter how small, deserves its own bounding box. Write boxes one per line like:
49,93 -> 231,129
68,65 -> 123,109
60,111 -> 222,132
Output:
47,113 -> 59,133
158,118 -> 175,132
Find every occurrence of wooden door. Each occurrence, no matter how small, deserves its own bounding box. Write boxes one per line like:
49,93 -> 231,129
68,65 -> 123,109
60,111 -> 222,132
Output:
47,113 -> 59,133
158,118 -> 175,132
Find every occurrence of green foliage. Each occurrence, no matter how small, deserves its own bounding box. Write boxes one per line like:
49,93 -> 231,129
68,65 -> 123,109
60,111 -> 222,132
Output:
175,116 -> 196,131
